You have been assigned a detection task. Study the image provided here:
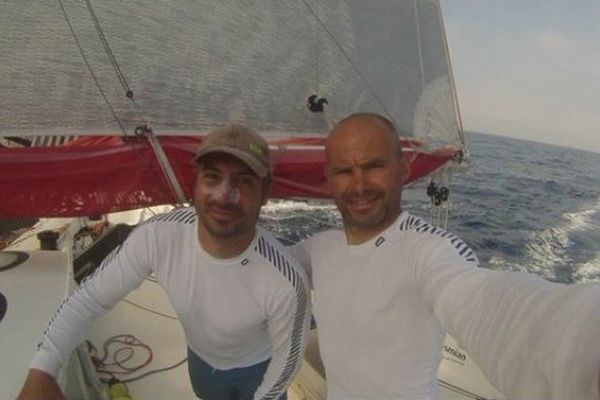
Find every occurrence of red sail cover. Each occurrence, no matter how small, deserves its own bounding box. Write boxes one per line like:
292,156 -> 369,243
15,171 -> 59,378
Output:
0,136 -> 457,218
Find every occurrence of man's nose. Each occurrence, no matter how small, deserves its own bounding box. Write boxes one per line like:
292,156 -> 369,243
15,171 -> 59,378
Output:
349,170 -> 366,194
211,180 -> 237,203
220,181 -> 240,203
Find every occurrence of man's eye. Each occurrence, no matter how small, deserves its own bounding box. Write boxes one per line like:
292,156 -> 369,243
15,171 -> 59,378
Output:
238,176 -> 257,186
333,168 -> 351,175
365,163 -> 384,171
202,172 -> 220,182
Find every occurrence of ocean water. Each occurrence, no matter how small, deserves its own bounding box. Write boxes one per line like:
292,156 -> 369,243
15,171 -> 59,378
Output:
260,132 -> 600,284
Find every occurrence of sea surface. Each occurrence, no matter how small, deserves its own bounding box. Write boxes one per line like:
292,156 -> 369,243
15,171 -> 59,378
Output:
260,132 -> 600,284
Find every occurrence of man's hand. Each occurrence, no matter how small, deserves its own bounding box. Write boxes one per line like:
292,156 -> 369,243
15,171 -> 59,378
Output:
17,369 -> 65,400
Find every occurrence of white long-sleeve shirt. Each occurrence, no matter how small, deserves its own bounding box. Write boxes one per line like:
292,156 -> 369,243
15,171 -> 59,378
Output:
292,211 -> 600,400
32,207 -> 311,400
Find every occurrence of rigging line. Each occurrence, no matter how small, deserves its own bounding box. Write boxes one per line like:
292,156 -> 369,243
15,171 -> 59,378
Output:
84,0 -> 132,98
57,0 -> 128,137
434,0 -> 467,150
122,298 -> 179,320
118,357 -> 188,384
413,0 -> 426,90
437,379 -> 487,400
300,0 -> 392,119
313,0 -> 320,94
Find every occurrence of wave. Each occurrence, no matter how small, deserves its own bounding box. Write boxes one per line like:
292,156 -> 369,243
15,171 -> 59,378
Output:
573,253 -> 600,283
490,197 -> 600,282
263,199 -> 337,213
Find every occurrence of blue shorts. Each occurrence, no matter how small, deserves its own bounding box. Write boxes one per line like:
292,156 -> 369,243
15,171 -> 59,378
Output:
187,348 -> 288,400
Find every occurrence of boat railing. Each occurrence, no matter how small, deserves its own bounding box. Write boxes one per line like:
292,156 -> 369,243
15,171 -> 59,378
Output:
73,223 -> 133,284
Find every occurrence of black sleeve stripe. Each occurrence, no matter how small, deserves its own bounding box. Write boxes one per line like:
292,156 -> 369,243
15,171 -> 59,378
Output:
80,244 -> 122,285
254,236 -> 309,400
275,251 -> 283,273
184,212 -> 197,224
143,208 -> 197,225
40,297 -> 69,344
398,215 -> 480,267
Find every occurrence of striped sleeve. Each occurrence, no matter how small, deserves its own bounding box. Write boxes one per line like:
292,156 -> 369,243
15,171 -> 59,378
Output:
253,236 -> 312,400
406,216 -> 600,399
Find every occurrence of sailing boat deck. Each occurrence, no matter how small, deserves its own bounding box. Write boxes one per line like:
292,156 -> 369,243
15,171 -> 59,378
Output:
89,278 -> 194,399
0,251 -> 71,400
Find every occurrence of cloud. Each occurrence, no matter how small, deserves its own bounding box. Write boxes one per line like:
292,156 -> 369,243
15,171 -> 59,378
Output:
532,30 -> 576,52
443,14 -> 600,152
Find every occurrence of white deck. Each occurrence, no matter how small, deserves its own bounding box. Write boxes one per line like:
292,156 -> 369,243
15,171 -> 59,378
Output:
0,251 -> 70,400
89,278 -> 196,399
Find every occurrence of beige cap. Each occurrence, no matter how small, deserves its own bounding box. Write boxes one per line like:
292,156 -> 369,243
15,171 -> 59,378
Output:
193,123 -> 271,178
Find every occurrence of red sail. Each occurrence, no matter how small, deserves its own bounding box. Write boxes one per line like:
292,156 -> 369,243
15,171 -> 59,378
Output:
0,136 -> 457,218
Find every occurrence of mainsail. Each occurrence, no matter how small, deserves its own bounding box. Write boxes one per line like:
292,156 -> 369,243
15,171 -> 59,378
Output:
0,0 -> 465,217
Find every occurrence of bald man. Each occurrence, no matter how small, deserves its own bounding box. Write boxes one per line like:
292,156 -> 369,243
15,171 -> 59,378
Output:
292,113 -> 600,400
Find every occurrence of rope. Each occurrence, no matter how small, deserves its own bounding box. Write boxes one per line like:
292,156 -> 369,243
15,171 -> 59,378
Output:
437,379 -> 488,400
122,298 -> 179,320
313,0 -> 320,95
88,334 -> 187,384
433,0 -> 468,150
57,0 -> 129,137
119,357 -> 188,384
413,0 -> 426,90
88,334 -> 153,379
300,0 -> 392,120
83,0 -> 133,98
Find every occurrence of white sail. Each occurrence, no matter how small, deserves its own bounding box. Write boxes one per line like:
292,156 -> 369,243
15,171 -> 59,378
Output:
1,0 -> 464,148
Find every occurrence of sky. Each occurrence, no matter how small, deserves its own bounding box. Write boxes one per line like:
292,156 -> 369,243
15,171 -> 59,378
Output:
440,1 -> 600,153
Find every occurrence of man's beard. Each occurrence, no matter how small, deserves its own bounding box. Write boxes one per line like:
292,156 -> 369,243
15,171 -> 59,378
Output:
200,203 -> 255,238
337,189 -> 388,229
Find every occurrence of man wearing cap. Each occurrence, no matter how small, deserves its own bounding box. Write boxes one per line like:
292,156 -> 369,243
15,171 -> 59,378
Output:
18,124 -> 311,400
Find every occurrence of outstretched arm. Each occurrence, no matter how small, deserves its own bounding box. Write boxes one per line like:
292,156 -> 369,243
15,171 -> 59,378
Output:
417,234 -> 600,399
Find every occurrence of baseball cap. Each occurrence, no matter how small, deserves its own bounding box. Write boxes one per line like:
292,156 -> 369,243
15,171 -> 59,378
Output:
193,123 -> 271,178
